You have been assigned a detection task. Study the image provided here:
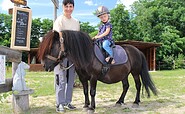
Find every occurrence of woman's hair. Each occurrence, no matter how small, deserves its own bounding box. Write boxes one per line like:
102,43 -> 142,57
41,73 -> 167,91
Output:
63,0 -> 74,6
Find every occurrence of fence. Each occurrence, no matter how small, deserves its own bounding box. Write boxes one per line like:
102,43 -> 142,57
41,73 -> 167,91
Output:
157,60 -> 185,70
0,46 -> 33,113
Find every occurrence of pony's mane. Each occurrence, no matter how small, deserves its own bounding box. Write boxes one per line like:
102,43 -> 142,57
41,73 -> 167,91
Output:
62,30 -> 94,68
37,30 -> 59,60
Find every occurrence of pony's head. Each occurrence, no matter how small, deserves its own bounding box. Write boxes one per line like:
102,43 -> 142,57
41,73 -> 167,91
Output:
37,30 -> 64,71
37,30 -> 94,71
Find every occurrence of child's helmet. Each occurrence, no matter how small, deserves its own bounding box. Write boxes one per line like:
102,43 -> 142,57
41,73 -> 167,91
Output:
96,6 -> 110,17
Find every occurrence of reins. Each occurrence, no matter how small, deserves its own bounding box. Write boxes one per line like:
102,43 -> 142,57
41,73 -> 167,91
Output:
60,63 -> 74,71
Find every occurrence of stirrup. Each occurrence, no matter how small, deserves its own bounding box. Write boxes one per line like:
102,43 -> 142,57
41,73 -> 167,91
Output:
102,64 -> 109,76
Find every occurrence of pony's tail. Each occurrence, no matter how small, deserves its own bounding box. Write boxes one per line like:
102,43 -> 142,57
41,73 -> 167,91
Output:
140,52 -> 158,97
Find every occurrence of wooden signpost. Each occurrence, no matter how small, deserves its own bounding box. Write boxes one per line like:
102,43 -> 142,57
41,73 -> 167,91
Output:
11,6 -> 32,51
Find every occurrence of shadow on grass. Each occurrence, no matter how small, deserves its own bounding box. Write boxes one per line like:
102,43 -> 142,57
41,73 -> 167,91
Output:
94,98 -> 183,114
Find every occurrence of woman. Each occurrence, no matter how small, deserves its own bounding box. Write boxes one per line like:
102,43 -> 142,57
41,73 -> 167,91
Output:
53,0 -> 80,113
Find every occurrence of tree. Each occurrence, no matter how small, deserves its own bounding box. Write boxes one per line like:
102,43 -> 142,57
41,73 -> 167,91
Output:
130,0 -> 185,66
31,18 -> 53,48
0,13 -> 12,47
110,4 -> 131,41
41,19 -> 53,35
80,22 -> 96,34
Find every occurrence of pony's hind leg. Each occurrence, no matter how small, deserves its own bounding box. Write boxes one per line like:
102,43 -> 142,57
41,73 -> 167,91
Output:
116,78 -> 129,106
132,73 -> 141,105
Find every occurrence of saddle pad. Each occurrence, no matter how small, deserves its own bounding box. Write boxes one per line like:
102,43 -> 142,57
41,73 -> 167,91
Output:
94,45 -> 128,65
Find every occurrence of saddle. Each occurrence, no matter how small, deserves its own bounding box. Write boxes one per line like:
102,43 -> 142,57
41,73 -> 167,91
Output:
94,44 -> 128,75
94,44 -> 128,65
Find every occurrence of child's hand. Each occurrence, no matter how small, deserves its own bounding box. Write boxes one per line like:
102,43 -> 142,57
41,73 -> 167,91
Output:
94,36 -> 98,39
92,37 -> 96,41
92,37 -> 95,40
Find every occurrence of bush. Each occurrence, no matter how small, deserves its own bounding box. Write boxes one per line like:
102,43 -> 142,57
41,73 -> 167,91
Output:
160,55 -> 174,70
174,54 -> 185,69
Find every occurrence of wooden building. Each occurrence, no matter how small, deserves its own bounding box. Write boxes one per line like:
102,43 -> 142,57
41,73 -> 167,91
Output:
28,40 -> 161,71
27,48 -> 44,71
116,40 -> 161,71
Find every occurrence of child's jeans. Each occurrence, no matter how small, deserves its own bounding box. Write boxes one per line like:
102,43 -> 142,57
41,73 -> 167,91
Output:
102,40 -> 113,57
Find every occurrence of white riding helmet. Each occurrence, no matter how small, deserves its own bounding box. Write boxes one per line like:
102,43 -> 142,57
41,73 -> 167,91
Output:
96,6 -> 110,17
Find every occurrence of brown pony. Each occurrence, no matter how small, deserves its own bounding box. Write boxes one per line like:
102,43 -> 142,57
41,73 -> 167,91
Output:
37,30 -> 157,112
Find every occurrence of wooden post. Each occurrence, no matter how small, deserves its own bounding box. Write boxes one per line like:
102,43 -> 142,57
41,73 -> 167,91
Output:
0,46 -> 34,113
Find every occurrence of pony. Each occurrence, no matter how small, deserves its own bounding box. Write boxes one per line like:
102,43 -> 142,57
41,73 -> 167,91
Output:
37,30 -> 157,113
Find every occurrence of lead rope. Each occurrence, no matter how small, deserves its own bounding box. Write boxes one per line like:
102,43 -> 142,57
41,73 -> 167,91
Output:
60,63 -> 74,71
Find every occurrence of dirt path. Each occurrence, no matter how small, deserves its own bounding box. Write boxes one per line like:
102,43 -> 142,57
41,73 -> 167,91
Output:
28,88 -> 185,114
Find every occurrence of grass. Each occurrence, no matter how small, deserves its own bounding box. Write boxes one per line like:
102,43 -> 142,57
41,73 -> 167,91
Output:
0,69 -> 185,114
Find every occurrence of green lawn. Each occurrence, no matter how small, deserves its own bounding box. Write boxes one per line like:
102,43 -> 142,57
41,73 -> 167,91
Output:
0,69 -> 185,114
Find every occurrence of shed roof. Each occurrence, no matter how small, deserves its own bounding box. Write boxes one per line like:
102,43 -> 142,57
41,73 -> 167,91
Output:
115,40 -> 162,50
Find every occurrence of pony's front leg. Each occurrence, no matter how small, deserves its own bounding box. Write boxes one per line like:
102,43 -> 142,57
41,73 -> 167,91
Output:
89,78 -> 97,112
82,81 -> 90,110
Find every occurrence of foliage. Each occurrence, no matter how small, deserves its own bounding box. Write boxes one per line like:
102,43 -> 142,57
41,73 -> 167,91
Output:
0,13 -> 12,47
89,30 -> 98,38
130,0 -> 185,66
80,21 -> 96,34
174,54 -> 185,69
31,18 -> 53,48
0,92 -> 11,103
158,55 -> 174,70
110,4 -> 131,41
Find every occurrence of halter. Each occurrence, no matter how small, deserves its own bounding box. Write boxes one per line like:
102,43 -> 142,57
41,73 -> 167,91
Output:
45,36 -> 73,70
46,37 -> 65,62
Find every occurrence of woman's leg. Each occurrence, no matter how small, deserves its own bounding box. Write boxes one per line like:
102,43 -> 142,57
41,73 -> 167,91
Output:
65,59 -> 75,104
54,59 -> 67,106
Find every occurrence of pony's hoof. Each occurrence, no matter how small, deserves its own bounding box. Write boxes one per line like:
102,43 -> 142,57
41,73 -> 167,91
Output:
121,103 -> 129,109
115,103 -> 122,107
82,107 -> 88,112
132,103 -> 139,108
87,109 -> 95,114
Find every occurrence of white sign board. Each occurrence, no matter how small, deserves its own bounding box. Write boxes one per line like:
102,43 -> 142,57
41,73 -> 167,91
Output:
0,55 -> 6,84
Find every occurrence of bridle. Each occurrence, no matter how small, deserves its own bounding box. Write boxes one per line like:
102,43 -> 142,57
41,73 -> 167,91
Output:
45,36 -> 74,70
46,36 -> 65,62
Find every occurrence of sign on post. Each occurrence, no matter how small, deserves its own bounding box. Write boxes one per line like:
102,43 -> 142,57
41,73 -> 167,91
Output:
0,55 -> 6,84
11,6 -> 32,51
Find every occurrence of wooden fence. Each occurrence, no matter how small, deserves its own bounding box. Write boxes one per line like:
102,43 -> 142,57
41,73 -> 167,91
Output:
0,46 -> 33,113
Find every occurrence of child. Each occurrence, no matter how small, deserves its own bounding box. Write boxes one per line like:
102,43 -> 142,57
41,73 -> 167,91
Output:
94,6 -> 115,64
